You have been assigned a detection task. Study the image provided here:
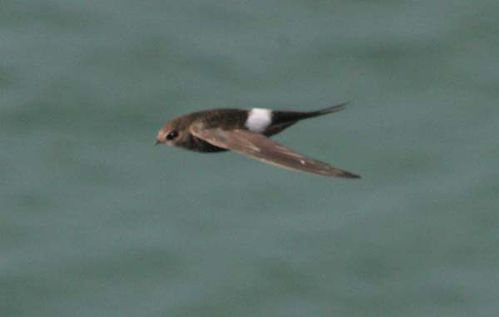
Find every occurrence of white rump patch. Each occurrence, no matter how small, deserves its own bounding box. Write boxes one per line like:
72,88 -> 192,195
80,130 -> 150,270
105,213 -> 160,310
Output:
245,108 -> 272,132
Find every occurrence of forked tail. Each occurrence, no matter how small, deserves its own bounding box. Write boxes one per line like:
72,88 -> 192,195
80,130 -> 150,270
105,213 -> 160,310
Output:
311,102 -> 348,117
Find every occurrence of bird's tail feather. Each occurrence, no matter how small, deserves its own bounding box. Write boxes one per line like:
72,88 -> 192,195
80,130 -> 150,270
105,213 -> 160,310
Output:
313,102 -> 348,116
272,102 -> 348,125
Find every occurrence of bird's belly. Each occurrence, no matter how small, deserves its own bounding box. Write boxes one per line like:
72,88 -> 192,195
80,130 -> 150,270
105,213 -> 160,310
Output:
183,136 -> 227,153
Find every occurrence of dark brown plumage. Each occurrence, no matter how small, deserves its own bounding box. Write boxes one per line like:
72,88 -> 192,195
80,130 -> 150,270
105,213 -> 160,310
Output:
156,103 -> 360,178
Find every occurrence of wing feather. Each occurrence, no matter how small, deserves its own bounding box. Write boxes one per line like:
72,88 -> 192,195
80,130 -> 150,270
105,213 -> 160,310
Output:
190,126 -> 360,178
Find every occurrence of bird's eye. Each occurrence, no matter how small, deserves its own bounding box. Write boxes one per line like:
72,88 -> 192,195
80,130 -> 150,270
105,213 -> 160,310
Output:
166,130 -> 178,140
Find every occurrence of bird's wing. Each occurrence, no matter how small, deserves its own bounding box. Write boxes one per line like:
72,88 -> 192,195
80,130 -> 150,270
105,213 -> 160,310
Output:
190,125 -> 360,178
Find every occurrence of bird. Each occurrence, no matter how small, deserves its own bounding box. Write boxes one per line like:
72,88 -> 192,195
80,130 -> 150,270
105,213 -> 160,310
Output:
155,103 -> 360,179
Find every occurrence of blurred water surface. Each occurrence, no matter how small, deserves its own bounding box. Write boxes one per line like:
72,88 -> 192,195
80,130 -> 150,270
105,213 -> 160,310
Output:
1,1 -> 499,316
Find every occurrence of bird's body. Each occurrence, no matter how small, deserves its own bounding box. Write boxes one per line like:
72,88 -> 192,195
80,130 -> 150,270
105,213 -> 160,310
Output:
156,103 -> 360,178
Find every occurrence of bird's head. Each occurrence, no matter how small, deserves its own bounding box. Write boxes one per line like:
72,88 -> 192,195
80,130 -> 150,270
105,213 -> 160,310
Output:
155,119 -> 185,147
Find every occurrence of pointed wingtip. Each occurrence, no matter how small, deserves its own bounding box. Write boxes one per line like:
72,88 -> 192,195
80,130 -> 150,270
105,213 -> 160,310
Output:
338,170 -> 361,179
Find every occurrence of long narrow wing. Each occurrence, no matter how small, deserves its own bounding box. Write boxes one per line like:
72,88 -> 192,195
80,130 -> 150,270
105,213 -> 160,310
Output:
190,126 -> 360,178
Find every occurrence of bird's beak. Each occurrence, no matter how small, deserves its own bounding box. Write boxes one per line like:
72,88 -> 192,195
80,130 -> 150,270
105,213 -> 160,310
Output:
155,140 -> 161,146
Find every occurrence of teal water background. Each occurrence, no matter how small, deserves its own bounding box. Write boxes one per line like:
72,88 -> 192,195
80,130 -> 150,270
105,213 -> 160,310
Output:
2,1 -> 499,316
